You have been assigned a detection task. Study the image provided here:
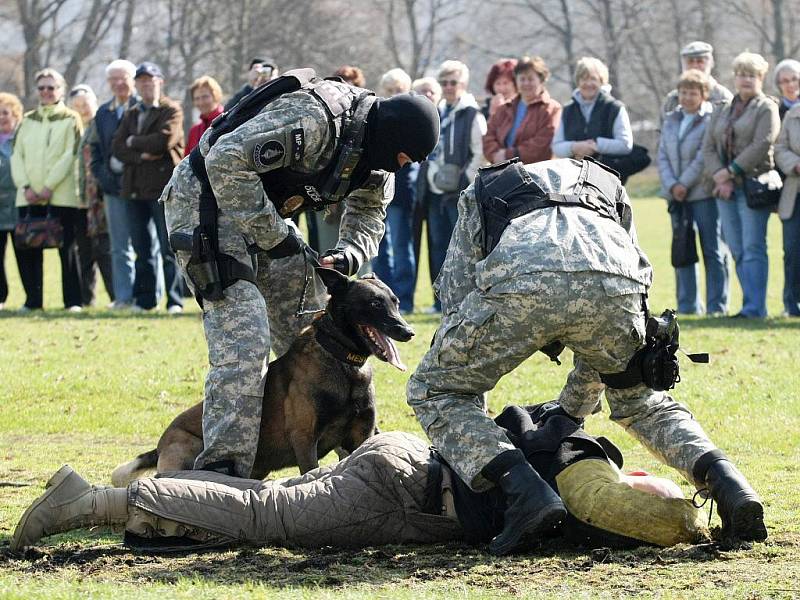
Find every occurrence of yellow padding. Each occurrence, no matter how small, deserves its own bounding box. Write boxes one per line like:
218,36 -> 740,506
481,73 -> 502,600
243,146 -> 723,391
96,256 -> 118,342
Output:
555,459 -> 707,547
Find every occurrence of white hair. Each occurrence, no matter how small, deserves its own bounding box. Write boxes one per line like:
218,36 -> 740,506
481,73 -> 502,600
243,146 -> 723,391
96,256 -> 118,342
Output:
774,59 -> 800,90
437,60 -> 470,85
69,84 -> 98,110
105,59 -> 136,78
379,68 -> 412,93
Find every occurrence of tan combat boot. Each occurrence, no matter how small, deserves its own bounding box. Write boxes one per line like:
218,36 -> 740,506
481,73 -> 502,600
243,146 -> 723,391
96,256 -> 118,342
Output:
10,465 -> 129,551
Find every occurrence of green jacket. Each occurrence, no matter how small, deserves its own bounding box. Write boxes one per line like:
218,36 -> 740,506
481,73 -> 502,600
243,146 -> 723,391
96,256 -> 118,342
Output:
11,101 -> 83,208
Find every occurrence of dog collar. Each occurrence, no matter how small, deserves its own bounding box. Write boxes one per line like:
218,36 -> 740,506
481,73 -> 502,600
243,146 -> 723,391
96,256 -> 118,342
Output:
314,315 -> 368,367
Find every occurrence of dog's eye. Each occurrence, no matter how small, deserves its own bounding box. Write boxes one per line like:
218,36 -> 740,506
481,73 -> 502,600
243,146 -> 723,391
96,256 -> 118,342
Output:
371,300 -> 382,309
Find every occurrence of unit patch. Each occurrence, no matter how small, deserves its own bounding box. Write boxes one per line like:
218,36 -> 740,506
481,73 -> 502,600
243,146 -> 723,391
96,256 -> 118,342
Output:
253,140 -> 285,168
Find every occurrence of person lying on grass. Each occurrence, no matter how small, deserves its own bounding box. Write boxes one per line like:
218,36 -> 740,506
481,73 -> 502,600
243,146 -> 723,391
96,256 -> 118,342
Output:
11,403 -> 707,554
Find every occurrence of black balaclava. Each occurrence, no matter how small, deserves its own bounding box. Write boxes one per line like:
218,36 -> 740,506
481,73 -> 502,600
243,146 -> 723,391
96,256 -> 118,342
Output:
363,93 -> 441,172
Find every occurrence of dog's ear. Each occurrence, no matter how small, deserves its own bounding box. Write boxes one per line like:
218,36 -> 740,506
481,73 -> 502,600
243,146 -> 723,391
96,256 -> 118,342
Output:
315,267 -> 350,292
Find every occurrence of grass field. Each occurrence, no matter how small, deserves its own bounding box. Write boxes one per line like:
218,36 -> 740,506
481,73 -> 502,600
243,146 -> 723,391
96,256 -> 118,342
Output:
1,177 -> 799,598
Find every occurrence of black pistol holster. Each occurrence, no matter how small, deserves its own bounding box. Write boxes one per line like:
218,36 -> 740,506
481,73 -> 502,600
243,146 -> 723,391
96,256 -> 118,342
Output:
600,307 -> 709,392
181,148 -> 257,303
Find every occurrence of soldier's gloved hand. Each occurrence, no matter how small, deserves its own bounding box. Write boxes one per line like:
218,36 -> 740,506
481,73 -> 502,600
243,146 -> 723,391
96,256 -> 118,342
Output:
531,401 -> 584,427
265,228 -> 305,259
320,248 -> 359,276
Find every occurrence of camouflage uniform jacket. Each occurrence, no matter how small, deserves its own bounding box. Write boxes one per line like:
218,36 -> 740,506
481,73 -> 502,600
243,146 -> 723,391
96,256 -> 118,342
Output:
436,158 -> 654,315
196,85 -> 394,268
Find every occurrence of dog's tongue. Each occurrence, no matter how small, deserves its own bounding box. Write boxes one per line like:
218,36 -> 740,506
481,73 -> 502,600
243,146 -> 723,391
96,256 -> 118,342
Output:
383,336 -> 406,371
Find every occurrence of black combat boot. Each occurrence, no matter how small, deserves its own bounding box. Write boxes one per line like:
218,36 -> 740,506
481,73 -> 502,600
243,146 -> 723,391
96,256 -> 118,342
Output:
693,450 -> 767,544
481,449 -> 566,556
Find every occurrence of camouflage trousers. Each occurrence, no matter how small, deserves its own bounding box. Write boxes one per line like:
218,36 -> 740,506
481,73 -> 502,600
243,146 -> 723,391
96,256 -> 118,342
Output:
407,271 -> 717,491
170,229 -> 326,479
162,160 -> 327,477
126,432 -> 462,548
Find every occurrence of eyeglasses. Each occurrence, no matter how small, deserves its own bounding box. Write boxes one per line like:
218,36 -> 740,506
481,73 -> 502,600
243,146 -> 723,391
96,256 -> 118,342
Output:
438,79 -> 460,87
37,85 -> 56,92
778,77 -> 800,85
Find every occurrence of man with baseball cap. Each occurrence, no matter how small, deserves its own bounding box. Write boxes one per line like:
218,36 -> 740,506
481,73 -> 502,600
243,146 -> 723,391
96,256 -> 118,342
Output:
111,61 -> 185,313
662,41 -> 733,116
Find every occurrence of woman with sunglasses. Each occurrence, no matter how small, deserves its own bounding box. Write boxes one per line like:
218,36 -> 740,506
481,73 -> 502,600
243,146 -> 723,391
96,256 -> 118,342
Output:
422,60 -> 487,313
10,68 -> 83,311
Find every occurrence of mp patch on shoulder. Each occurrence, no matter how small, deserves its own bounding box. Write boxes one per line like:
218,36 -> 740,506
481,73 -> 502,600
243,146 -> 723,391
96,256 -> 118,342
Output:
290,128 -> 305,164
253,139 -> 285,169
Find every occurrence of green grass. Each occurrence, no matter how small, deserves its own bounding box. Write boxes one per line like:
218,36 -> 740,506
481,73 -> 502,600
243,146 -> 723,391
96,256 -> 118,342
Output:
1,185 -> 800,598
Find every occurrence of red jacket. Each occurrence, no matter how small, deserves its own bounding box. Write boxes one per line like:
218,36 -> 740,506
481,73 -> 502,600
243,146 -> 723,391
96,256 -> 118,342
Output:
483,91 -> 562,164
185,104 -> 224,156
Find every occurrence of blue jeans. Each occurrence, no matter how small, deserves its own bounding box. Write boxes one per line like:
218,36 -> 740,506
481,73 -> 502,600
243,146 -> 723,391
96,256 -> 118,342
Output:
671,198 -> 729,314
782,198 -> 800,316
716,188 -> 771,317
372,218 -> 393,284
126,199 -> 183,310
104,193 -> 135,304
380,202 -> 417,312
427,193 -> 460,311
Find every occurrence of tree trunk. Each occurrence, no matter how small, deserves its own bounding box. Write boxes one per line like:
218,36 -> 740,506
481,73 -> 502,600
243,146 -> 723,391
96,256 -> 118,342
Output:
772,0 -> 785,61
118,0 -> 135,58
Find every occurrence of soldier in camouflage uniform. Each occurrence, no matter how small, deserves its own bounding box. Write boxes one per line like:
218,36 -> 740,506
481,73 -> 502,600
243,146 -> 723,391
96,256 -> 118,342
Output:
407,157 -> 767,554
162,70 -> 440,479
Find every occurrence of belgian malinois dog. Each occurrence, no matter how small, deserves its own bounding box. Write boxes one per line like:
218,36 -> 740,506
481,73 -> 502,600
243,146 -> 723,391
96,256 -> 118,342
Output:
112,268 -> 414,485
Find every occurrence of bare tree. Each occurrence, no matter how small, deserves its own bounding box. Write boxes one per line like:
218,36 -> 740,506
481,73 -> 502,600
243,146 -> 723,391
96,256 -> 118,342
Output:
729,0 -> 800,62
15,0 -> 69,102
62,0 -> 123,86
505,0 -> 578,82
13,0 -> 122,104
384,0 -> 469,79
117,0 -> 134,58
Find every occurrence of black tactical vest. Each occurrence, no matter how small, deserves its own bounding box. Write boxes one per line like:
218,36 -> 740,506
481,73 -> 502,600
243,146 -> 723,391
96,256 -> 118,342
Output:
562,91 -> 622,142
194,69 -> 378,219
258,78 -> 377,218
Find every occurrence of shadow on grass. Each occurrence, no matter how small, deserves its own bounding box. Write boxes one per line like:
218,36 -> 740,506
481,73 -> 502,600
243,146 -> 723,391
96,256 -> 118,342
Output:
0,535 -> 728,589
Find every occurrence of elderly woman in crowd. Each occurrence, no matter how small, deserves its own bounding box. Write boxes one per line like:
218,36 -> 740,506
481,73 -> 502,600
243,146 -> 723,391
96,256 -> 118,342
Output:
185,76 -> 224,156
11,68 -> 83,312
702,52 -> 780,319
658,70 -> 729,315
483,56 -> 562,165
423,59 -> 486,312
412,77 -> 442,105
481,58 -> 517,120
774,59 -> 800,121
68,84 -> 113,307
0,92 -> 23,310
774,81 -> 800,316
552,57 -> 633,166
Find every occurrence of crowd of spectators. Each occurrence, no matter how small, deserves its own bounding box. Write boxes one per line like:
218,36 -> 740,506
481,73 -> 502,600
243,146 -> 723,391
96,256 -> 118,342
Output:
1,42 -> 799,318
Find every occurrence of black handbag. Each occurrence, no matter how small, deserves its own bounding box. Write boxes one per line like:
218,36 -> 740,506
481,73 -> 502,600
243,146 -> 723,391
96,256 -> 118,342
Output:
13,207 -> 64,249
597,144 -> 652,182
743,170 -> 782,210
669,201 -> 698,268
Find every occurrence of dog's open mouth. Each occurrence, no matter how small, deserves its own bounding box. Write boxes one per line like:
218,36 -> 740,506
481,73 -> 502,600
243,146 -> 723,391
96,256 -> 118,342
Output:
358,324 -> 406,371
